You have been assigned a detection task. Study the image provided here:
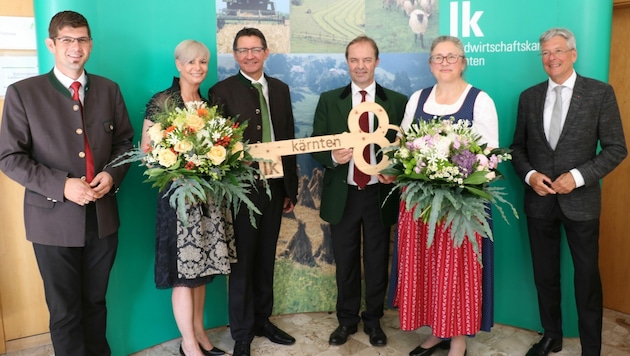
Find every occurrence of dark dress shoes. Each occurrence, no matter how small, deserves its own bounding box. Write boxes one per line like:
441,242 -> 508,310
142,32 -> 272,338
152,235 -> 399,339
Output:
526,336 -> 563,356
255,321 -> 296,345
181,343 -> 226,356
409,339 -> 451,356
329,324 -> 358,346
233,341 -> 251,356
199,343 -> 226,356
364,326 -> 387,346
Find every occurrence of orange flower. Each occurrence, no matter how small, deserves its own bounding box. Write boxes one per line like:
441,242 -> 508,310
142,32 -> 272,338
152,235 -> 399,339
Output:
163,125 -> 176,137
217,135 -> 231,147
197,107 -> 208,117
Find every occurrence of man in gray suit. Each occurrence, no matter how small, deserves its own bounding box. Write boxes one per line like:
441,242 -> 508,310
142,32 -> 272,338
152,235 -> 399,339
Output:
0,11 -> 134,356
511,28 -> 626,356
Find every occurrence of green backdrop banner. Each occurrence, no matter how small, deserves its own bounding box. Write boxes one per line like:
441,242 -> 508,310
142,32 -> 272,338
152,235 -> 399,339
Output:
440,0 -> 613,336
30,0 -> 612,354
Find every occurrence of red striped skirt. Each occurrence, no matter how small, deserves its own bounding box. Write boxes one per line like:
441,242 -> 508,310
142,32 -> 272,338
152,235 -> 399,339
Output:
394,202 -> 482,337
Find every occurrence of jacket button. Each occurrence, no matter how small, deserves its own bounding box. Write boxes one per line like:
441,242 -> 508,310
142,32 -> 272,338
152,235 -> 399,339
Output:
79,152 -> 85,158
81,176 -> 86,181
73,104 -> 80,111
76,128 -> 83,135
256,125 -> 262,130
255,109 -> 261,114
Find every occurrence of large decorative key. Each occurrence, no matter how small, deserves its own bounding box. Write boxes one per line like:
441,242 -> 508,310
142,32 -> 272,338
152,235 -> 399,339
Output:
248,102 -> 401,178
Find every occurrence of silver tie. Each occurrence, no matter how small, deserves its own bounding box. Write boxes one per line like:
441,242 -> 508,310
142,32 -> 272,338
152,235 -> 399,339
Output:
548,85 -> 564,150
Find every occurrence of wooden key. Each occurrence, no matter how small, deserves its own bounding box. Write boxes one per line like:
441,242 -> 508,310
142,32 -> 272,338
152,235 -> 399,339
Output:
249,102 -> 401,178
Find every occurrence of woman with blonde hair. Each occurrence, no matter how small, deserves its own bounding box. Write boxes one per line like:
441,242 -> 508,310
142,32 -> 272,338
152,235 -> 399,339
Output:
141,40 -> 231,356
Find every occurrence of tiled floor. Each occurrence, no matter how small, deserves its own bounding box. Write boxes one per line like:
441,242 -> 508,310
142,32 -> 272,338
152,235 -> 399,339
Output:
6,308 -> 630,355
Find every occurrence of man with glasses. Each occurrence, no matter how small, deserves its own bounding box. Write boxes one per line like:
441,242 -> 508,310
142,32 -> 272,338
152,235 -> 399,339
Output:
0,10 -> 134,356
208,27 -> 298,356
511,27 -> 626,356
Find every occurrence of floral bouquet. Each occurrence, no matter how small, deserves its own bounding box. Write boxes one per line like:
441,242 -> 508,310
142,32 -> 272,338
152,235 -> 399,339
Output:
382,117 -> 518,257
109,99 -> 263,225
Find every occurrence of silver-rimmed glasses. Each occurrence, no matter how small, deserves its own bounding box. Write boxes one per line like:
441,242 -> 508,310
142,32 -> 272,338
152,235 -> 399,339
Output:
234,47 -> 266,55
52,36 -> 92,45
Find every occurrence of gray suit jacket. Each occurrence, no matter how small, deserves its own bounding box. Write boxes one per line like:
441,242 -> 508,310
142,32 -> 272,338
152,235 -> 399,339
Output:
511,73 -> 627,221
0,70 -> 134,246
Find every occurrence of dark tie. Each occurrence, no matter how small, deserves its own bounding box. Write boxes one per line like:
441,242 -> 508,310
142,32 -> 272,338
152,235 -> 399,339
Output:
71,81 -> 94,182
548,85 -> 564,150
252,82 -> 271,142
353,90 -> 371,189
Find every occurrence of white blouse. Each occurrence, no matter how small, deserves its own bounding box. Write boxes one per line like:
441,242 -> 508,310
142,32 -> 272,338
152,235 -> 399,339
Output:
400,84 -> 499,148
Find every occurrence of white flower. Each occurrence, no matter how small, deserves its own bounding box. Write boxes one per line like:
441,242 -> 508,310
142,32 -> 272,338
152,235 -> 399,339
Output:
147,123 -> 163,143
173,140 -> 193,153
397,147 -> 411,159
207,145 -> 227,165
186,114 -> 205,132
157,149 -> 178,167
434,136 -> 452,158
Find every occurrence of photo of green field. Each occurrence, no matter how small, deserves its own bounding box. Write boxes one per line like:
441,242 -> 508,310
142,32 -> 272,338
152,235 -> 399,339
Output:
290,0 -> 365,53
366,0 -> 440,53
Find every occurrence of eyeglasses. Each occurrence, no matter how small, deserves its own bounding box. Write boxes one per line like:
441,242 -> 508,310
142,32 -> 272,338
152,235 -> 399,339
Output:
539,48 -> 574,59
52,36 -> 92,45
234,47 -> 266,55
429,54 -> 464,64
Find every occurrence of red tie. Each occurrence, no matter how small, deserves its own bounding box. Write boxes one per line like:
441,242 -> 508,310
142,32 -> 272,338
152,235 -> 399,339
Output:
353,90 -> 371,189
71,81 -> 94,182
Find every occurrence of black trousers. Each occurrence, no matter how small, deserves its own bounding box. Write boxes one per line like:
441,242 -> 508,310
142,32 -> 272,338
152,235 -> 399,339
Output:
527,203 -> 602,356
330,184 -> 391,329
33,204 -> 118,356
229,179 -> 285,342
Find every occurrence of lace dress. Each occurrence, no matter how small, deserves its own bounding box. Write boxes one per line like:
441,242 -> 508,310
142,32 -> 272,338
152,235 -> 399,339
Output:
147,78 -> 236,289
154,191 -> 236,288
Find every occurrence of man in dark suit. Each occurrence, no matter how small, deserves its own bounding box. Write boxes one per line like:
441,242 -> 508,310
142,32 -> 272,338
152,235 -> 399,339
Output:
511,27 -> 627,356
0,11 -> 134,356
311,36 -> 407,348
208,27 -> 298,356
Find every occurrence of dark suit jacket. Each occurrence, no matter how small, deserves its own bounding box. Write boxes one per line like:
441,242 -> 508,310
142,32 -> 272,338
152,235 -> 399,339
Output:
511,73 -> 627,221
208,72 -> 298,204
0,70 -> 135,246
311,83 -> 407,226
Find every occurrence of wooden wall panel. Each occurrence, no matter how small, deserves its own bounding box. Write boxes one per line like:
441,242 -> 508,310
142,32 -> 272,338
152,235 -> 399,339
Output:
600,4 -> 630,313
0,1 -> 49,354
